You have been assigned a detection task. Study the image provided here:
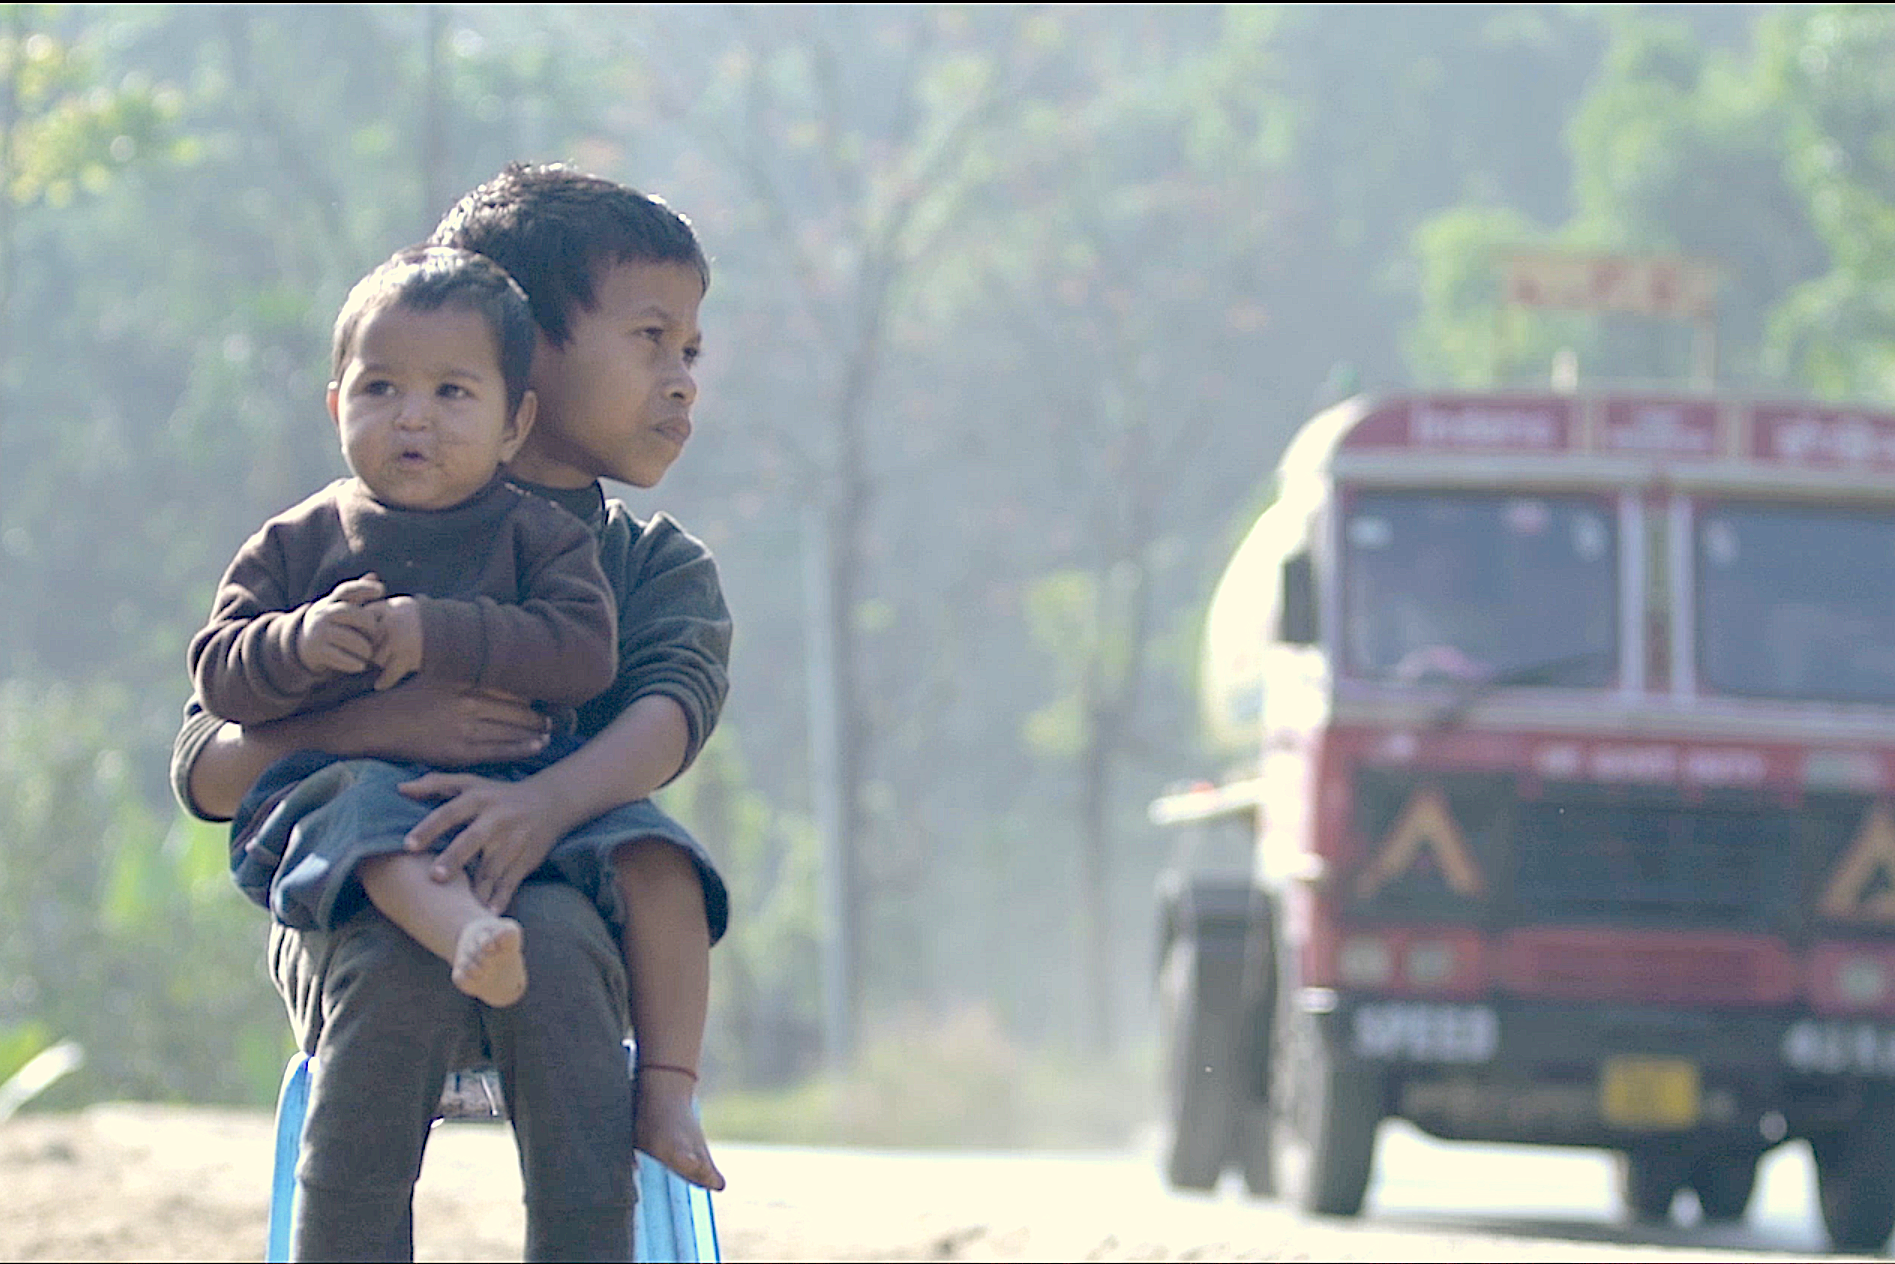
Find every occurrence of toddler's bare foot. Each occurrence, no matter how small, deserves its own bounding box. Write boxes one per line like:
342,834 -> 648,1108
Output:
636,1067 -> 725,1190
452,917 -> 526,1008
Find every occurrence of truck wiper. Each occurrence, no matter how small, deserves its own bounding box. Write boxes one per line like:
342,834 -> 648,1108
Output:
1428,648 -> 1613,730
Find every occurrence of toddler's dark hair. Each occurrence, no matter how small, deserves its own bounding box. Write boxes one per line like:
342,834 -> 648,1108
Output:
332,245 -> 536,416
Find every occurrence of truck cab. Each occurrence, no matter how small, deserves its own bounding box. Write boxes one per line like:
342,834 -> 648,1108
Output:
1153,389 -> 1895,1252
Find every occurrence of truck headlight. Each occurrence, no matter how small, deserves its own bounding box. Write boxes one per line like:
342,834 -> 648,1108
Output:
1406,940 -> 1457,988
1340,935 -> 1394,987
1839,957 -> 1889,1007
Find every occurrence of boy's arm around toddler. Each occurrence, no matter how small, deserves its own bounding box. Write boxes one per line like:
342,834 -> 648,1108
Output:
575,508 -> 730,779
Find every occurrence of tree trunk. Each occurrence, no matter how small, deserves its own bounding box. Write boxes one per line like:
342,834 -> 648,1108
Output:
1076,403 -> 1160,1054
828,438 -> 873,1042
1078,708 -> 1115,1051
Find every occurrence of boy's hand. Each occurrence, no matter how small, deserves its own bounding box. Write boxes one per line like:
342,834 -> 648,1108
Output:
399,773 -> 561,913
297,574 -> 387,676
295,680 -> 551,767
372,595 -> 424,690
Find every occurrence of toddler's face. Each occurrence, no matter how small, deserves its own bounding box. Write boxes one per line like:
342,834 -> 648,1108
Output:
328,302 -> 532,510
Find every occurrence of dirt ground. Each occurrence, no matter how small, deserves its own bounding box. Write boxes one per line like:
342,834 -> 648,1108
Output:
2,1103 -> 1132,1263
0,1102 -> 1021,1264
0,1103 -> 1819,1263
1,1104 -> 520,1263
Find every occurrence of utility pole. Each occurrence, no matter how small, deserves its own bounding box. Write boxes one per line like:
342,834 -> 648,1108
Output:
420,5 -> 449,232
0,5 -> 22,457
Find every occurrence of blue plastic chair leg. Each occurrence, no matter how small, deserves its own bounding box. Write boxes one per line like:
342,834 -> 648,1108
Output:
267,1052 -> 311,1263
264,1044 -> 720,1263
635,1149 -> 721,1262
628,1040 -> 721,1263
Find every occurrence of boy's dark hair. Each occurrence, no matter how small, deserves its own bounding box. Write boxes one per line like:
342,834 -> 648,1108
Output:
331,245 -> 536,416
430,162 -> 710,347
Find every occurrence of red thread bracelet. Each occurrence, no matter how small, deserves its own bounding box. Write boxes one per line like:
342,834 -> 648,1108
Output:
638,1062 -> 698,1082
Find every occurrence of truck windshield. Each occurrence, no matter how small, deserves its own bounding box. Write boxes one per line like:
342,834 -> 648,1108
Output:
1342,490 -> 1617,686
1697,502 -> 1895,704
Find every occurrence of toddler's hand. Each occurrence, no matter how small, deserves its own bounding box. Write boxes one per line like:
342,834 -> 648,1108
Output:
297,574 -> 387,676
373,595 -> 424,690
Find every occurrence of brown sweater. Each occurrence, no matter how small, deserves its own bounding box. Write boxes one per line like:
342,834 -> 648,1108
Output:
190,476 -> 616,726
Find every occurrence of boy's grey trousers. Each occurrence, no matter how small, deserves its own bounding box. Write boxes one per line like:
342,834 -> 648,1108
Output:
270,880 -> 636,1261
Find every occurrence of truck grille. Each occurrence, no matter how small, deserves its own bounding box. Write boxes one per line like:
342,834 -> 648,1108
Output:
1513,794 -> 1800,927
1351,771 -> 1867,935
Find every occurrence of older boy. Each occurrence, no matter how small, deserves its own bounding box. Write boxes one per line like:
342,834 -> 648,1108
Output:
172,164 -> 730,1260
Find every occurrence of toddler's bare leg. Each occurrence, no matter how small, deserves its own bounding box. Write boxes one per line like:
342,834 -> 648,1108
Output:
614,838 -> 724,1190
358,853 -> 527,1008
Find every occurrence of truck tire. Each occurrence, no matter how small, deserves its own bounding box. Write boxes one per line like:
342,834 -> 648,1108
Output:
1234,928 -> 1278,1198
1617,1147 -> 1684,1223
1270,1001 -> 1380,1216
1813,1095 -> 1895,1253
1237,1103 -> 1275,1197
1689,1150 -> 1758,1224
1158,933 -> 1243,1191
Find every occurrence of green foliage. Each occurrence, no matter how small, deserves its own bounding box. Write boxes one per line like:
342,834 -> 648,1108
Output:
1,12 -> 182,209
0,678 -> 288,1109
0,1017 -> 54,1085
1021,570 -> 1103,759
1019,566 -> 1148,761
1405,203 -> 1562,387
1757,4 -> 1895,397
94,811 -> 293,1104
1565,9 -> 1813,388
660,727 -> 824,1086
702,1003 -> 1153,1149
1401,5 -> 1895,395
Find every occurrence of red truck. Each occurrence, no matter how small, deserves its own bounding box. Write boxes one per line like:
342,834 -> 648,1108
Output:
1153,388 -> 1895,1251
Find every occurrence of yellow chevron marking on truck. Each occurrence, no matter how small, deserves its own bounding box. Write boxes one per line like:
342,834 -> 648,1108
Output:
1356,786 -> 1485,900
1821,803 -> 1895,922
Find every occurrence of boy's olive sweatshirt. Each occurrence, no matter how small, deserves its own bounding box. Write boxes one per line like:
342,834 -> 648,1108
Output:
172,478 -> 732,821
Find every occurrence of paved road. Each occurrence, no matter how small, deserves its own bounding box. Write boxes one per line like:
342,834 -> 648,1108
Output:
1365,1121 -> 1829,1254
712,1122 -> 1860,1261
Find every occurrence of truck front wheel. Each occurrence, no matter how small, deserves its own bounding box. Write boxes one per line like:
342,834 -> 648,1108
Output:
1813,1094 -> 1895,1253
1270,1003 -> 1381,1216
1158,934 -> 1243,1191
1234,973 -> 1277,1198
1617,1147 -> 1684,1223
1689,1149 -> 1758,1224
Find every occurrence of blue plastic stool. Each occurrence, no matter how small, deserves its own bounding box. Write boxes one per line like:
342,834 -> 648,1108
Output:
267,1040 -> 719,1262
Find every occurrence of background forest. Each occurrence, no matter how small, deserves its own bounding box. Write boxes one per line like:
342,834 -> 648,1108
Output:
3,1 -> 1892,1142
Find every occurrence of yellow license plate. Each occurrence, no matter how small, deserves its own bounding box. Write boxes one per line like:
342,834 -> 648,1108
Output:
1601,1056 -> 1700,1129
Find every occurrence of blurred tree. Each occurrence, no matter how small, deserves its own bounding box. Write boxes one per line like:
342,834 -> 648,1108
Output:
1755,3 -> 1895,398
1402,6 -> 1830,391
618,3 -> 1065,1059
0,679 -> 287,1105
660,727 -> 824,1086
1260,2 -> 1612,391
947,4 -> 1296,1051
0,4 -> 179,676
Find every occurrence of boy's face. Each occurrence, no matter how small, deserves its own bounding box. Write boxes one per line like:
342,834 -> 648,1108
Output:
328,302 -> 535,511
509,260 -> 704,490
